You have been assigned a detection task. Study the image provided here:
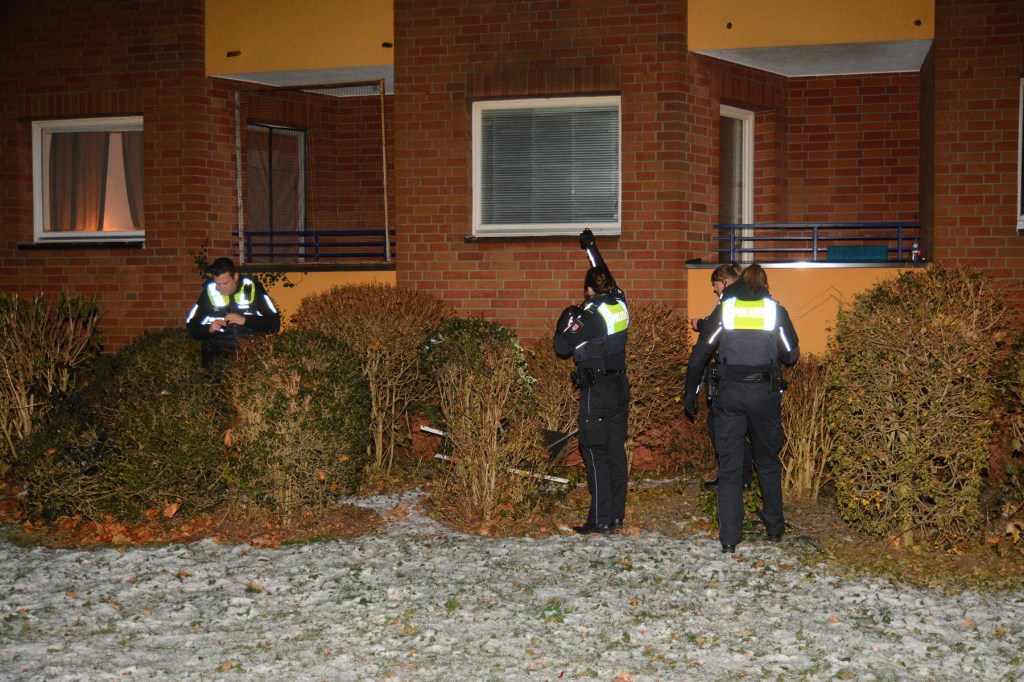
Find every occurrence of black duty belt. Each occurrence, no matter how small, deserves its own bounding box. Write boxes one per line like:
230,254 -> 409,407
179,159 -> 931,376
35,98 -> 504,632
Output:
572,367 -> 626,387
737,372 -> 770,383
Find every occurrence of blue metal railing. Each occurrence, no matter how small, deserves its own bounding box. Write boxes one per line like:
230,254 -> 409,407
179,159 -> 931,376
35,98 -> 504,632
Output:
238,228 -> 396,264
714,221 -> 922,263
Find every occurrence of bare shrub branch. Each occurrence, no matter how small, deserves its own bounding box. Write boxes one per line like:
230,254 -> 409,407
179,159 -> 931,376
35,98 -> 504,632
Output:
780,354 -> 833,502
423,318 -> 546,526
295,285 -> 447,478
0,293 -> 100,474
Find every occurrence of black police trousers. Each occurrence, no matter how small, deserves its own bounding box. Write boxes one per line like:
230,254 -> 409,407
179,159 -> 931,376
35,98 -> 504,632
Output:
711,379 -> 785,547
706,406 -> 753,486
577,373 -> 630,526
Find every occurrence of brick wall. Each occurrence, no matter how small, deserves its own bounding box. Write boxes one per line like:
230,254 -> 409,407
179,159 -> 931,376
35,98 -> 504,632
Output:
393,1 -> 710,347
0,0 -> 238,351
932,0 -> 1024,309
787,74 -> 921,223
390,2 -> 950,345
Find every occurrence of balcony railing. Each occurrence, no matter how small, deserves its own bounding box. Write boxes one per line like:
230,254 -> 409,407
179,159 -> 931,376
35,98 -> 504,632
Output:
238,229 -> 396,265
714,222 -> 922,263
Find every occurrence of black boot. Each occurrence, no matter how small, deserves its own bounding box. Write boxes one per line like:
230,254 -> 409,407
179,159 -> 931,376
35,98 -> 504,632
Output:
573,522 -> 611,535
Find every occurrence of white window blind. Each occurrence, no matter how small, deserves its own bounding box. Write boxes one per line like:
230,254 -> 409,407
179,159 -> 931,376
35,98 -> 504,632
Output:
473,97 -> 620,237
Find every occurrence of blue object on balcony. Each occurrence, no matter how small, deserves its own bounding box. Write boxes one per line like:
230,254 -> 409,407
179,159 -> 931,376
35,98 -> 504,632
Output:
826,245 -> 889,263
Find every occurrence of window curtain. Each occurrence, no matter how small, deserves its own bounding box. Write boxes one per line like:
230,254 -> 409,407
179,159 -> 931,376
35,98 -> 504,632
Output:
719,116 -> 744,262
246,126 -> 271,230
270,132 -> 299,232
121,131 -> 145,229
49,131 -> 109,232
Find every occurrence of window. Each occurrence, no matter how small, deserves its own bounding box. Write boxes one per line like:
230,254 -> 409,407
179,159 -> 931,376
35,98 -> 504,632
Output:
719,105 -> 754,262
32,117 -> 144,243
473,96 -> 620,238
245,124 -> 306,248
1018,79 -> 1023,233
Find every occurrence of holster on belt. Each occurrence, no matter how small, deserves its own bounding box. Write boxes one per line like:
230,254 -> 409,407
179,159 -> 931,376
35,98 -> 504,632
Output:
703,362 -> 719,400
570,367 -> 622,388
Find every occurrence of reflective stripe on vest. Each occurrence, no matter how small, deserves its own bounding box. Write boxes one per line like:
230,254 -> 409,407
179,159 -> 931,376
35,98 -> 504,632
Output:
721,297 -> 777,331
596,300 -> 629,334
206,278 -> 256,309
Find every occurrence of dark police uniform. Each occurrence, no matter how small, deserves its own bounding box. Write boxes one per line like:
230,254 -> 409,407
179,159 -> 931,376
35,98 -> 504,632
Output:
185,276 -> 280,369
553,291 -> 630,532
697,279 -> 754,490
685,284 -> 799,551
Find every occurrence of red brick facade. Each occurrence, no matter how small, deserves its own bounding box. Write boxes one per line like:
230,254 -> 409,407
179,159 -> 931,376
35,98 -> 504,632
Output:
0,0 -> 237,350
931,0 -> 1024,307
1,1 -> 1022,352
393,0 -> 1023,344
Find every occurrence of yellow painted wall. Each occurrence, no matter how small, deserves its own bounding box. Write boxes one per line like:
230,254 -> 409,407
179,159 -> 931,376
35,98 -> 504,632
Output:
686,264 -> 924,356
206,0 -> 394,76
687,0 -> 933,51
266,269 -> 396,327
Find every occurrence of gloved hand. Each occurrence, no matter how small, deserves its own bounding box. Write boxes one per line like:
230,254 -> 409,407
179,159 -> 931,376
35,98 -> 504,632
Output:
557,305 -> 584,334
579,228 -> 595,250
684,392 -> 698,420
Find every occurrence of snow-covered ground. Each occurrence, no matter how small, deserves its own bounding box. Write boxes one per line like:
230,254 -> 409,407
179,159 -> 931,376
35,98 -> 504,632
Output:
1,491 -> 1022,682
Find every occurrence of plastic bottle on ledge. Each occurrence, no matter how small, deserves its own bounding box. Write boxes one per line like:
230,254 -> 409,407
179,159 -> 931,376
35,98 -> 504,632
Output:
910,239 -> 921,262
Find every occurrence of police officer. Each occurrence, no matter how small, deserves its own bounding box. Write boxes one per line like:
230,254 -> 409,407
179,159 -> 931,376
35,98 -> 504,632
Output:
554,233 -> 630,535
693,263 -> 754,492
185,257 -> 281,370
684,264 -> 799,553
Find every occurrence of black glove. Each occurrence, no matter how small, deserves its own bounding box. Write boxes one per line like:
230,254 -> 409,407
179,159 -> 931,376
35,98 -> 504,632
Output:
579,228 -> 595,250
556,305 -> 584,335
684,392 -> 698,420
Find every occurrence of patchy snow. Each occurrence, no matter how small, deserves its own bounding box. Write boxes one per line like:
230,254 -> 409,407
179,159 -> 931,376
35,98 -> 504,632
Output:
1,491 -> 1022,681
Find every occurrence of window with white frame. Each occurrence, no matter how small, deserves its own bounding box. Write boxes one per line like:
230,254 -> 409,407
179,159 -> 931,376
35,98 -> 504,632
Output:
1018,78 -> 1023,233
32,117 -> 145,243
719,105 -> 754,262
473,96 -> 620,238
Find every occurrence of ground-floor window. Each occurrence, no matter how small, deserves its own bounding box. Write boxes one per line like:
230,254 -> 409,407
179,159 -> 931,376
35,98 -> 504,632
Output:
32,116 -> 145,244
472,96 -> 621,238
1018,78 -> 1023,233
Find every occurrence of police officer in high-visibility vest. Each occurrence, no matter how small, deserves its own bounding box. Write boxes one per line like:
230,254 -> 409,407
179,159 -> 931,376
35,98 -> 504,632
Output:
684,264 -> 799,553
185,257 -> 280,370
554,235 -> 630,535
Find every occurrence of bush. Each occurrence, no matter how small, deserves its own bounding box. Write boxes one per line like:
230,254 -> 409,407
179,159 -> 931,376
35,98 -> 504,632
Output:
0,293 -> 100,475
992,333 -> 1024,531
524,340 -> 577,434
624,302 -> 690,467
422,317 -> 546,526
294,284 -> 447,479
780,354 -> 834,502
827,267 -> 1007,547
16,329 -> 226,523
225,330 -> 371,523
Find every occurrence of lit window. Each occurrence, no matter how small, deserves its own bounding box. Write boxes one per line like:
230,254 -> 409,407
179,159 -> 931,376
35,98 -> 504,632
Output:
472,96 -> 620,238
32,117 -> 145,243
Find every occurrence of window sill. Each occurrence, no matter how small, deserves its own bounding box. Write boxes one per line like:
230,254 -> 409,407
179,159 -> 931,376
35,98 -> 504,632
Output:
19,239 -> 145,250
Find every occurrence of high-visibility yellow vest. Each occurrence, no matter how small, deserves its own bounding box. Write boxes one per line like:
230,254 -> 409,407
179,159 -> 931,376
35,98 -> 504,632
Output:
721,297 -> 778,331
206,278 -> 256,310
595,300 -> 629,334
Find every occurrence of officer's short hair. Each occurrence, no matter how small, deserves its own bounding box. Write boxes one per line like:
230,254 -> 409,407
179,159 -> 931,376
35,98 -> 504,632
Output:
208,258 -> 238,278
585,265 -> 614,295
711,262 -> 742,285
